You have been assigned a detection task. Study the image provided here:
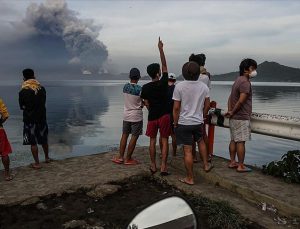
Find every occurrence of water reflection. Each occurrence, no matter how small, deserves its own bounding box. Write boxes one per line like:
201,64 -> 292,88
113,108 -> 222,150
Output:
0,81 -> 299,168
46,86 -> 109,154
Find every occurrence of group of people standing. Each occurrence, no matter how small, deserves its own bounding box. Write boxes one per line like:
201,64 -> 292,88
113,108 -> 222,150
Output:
112,37 -> 257,185
0,69 -> 49,181
0,38 -> 257,185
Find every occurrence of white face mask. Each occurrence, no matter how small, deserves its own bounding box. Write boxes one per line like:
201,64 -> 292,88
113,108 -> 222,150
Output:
249,70 -> 257,78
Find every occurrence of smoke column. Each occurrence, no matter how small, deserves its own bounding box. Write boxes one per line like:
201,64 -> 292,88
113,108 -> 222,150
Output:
0,0 -> 108,78
24,0 -> 108,73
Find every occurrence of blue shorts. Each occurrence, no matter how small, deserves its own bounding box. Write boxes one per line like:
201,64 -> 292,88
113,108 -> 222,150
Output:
23,122 -> 48,145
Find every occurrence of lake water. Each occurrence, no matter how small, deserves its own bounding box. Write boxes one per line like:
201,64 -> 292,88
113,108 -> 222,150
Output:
0,80 -> 299,169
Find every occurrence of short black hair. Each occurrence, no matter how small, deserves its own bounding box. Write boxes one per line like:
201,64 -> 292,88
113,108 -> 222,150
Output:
239,59 -> 257,76
147,63 -> 160,79
189,53 -> 206,66
182,61 -> 200,81
22,68 -> 35,80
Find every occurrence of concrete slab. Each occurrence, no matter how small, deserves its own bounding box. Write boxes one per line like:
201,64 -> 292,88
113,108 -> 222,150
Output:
0,147 -> 299,228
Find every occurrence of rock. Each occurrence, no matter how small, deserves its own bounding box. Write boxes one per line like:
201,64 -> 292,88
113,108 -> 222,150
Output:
36,202 -> 47,210
63,220 -> 87,229
86,184 -> 121,199
21,197 -> 40,206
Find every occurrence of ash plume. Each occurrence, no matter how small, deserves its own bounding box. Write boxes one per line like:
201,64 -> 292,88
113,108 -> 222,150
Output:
0,0 -> 108,78
24,0 -> 108,73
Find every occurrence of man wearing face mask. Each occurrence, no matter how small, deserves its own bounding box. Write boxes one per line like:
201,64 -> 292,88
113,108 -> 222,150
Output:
225,58 -> 257,172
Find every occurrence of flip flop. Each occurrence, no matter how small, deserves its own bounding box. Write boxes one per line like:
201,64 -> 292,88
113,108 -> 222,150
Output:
160,171 -> 171,176
111,157 -> 124,164
149,167 -> 157,175
124,159 -> 139,165
237,167 -> 252,173
179,178 -> 194,186
30,163 -> 42,169
228,162 -> 239,169
204,163 -> 214,173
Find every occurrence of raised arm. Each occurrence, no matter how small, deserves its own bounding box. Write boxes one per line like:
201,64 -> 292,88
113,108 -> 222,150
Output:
158,37 -> 168,73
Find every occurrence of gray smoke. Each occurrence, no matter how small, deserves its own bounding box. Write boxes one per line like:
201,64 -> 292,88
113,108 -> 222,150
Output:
23,0 -> 108,73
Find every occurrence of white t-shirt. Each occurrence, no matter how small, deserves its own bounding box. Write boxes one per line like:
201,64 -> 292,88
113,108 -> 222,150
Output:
198,74 -> 211,89
172,80 -> 209,125
123,83 -> 143,122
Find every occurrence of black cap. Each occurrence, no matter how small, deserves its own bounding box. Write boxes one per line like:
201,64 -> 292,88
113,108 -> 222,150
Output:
129,68 -> 141,80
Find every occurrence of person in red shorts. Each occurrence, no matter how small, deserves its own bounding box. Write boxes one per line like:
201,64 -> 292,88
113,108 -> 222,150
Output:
0,98 -> 13,181
141,37 -> 171,176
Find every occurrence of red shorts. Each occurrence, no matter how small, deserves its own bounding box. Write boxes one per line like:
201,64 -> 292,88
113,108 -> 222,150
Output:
0,129 -> 12,157
146,114 -> 171,138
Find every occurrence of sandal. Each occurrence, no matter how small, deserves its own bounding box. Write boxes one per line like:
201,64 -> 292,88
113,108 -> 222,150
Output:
111,156 -> 124,164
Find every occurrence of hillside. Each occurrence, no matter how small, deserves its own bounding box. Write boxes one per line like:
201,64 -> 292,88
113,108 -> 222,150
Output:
212,61 -> 300,82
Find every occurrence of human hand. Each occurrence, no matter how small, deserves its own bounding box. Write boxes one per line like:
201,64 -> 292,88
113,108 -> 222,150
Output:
158,36 -> 163,50
225,111 -> 233,118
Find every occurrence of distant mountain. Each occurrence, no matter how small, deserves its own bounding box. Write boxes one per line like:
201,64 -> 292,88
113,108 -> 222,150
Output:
213,61 -> 300,82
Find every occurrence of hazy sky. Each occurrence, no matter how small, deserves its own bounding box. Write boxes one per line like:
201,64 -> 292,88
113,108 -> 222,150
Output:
1,0 -> 300,76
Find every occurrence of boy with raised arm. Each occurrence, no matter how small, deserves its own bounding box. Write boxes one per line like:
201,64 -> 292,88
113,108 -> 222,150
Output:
141,37 -> 171,176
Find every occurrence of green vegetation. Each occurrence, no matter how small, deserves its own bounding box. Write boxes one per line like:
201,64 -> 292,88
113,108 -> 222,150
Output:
262,150 -> 300,183
188,195 -> 249,229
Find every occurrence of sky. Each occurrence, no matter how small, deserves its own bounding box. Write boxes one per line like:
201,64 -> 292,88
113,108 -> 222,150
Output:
1,0 -> 300,78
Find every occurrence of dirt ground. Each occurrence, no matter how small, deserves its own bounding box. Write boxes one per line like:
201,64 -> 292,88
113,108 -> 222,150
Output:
0,176 -> 263,229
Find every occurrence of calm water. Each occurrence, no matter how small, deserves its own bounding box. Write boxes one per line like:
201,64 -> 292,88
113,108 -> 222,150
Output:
0,80 -> 299,169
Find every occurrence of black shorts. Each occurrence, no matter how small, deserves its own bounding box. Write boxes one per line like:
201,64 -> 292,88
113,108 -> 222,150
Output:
23,122 -> 48,145
175,124 -> 204,146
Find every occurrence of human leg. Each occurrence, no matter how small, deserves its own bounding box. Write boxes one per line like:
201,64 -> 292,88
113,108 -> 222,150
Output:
180,145 -> 194,185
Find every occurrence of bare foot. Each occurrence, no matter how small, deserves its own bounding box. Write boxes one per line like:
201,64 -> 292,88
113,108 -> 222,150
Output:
4,172 -> 13,181
204,163 -> 214,172
237,164 -> 252,172
179,178 -> 194,185
228,161 -> 238,168
5,175 -> 13,181
30,163 -> 42,169
45,158 -> 53,163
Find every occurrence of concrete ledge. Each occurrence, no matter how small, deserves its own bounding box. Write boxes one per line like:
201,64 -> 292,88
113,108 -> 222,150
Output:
1,146 -> 299,228
169,154 -> 300,218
